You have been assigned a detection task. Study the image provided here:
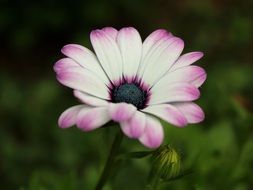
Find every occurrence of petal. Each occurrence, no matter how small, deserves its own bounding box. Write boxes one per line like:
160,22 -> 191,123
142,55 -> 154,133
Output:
173,102 -> 205,123
76,107 -> 110,132
170,52 -> 204,71
108,103 -> 136,122
54,58 -> 80,73
139,32 -> 174,76
58,105 -> 85,128
142,104 -> 187,127
90,29 -> 123,82
139,115 -> 164,149
102,27 -> 118,40
155,66 -> 207,88
74,90 -> 108,106
117,27 -> 142,79
141,29 -> 173,59
56,67 -> 109,99
61,44 -> 108,82
140,37 -> 184,85
120,111 -> 146,138
149,82 -> 200,105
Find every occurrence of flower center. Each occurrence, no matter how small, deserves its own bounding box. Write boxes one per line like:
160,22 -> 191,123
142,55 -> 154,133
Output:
112,83 -> 146,109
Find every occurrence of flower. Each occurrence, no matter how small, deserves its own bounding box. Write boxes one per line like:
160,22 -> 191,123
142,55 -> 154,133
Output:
54,27 -> 206,149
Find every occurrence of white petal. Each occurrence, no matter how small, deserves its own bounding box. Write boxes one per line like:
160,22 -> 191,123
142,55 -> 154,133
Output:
58,105 -> 85,128
142,104 -> 187,127
138,31 -> 174,76
149,82 -> 200,105
56,67 -> 109,99
102,27 -> 118,40
141,29 -> 173,60
117,27 -> 142,80
74,90 -> 108,106
155,66 -> 207,88
61,44 -> 108,82
120,111 -> 146,138
170,52 -> 204,71
54,58 -> 80,73
140,37 -> 184,86
90,29 -> 123,82
139,115 -> 164,149
108,103 -> 136,122
172,102 -> 205,123
76,107 -> 110,132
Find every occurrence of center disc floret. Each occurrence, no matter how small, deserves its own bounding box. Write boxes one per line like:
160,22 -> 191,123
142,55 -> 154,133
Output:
113,83 -> 146,109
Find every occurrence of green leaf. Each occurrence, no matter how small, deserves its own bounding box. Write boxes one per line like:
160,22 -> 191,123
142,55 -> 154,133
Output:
117,151 -> 154,160
162,169 -> 194,183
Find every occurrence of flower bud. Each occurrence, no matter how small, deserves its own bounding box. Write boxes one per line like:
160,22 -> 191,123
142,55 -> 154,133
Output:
151,145 -> 181,180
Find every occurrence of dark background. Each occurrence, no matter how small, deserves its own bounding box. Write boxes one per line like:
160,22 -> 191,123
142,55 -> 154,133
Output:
1,0 -> 253,189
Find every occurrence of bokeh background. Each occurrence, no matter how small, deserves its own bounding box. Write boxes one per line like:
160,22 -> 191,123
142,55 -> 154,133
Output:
1,0 -> 253,189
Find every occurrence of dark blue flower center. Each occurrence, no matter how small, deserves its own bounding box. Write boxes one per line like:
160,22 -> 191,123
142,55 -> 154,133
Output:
112,83 -> 146,109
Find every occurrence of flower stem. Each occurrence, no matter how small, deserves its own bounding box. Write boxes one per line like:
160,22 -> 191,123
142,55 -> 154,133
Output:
146,167 -> 160,190
95,129 -> 123,190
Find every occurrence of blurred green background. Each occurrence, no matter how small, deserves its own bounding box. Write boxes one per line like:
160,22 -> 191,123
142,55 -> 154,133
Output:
1,0 -> 253,189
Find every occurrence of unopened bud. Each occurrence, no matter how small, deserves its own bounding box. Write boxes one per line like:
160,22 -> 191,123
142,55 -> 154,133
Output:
151,145 -> 181,180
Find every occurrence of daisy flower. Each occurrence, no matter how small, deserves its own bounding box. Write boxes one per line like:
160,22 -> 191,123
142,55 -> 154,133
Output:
54,27 -> 206,148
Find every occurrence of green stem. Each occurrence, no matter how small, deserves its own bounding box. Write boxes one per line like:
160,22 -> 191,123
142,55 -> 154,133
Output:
146,167 -> 160,190
95,130 -> 123,190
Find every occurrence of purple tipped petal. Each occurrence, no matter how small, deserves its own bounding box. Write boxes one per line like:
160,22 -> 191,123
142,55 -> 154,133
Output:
61,44 -> 94,63
156,66 -> 207,88
191,69 -> 207,87
108,103 -> 136,122
76,107 -> 110,132
54,58 -> 80,73
117,27 -> 142,78
170,52 -> 204,71
56,67 -> 109,99
139,116 -> 164,149
102,27 -> 118,40
74,90 -> 109,106
140,37 -> 184,86
61,44 -> 108,82
143,104 -> 187,127
90,29 -> 123,82
58,105 -> 85,128
141,29 -> 173,58
173,102 -> 205,123
150,82 -> 200,105
120,111 -> 146,138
